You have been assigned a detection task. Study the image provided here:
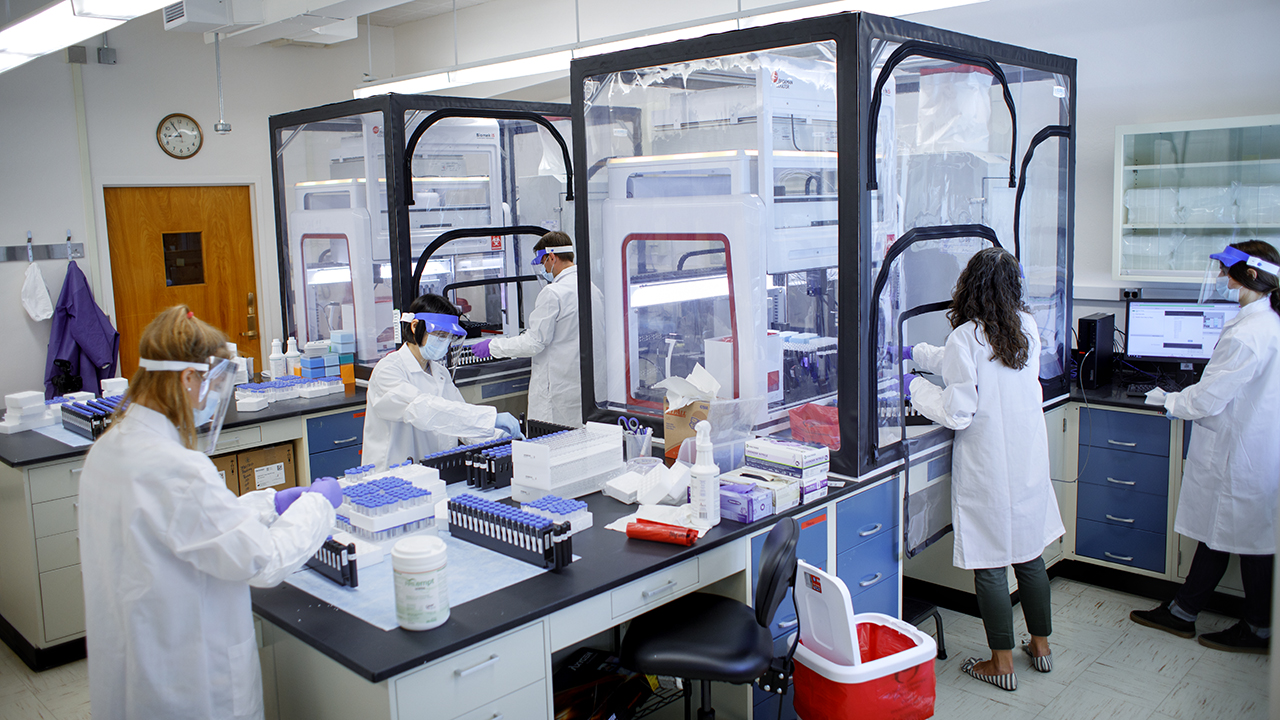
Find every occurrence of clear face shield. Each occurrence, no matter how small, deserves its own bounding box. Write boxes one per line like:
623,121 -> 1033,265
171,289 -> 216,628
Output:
400,312 -> 466,361
1199,246 -> 1280,303
138,356 -> 237,454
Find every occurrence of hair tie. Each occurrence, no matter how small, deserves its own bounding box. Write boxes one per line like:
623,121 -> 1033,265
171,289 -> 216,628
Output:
187,311 -> 195,318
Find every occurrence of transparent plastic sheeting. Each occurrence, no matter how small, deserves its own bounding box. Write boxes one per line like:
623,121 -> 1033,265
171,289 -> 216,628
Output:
277,110 -> 573,365
583,41 -> 840,421
867,40 -> 1071,409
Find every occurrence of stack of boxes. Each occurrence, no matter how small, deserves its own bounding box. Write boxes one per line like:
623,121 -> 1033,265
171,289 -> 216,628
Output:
744,437 -> 830,504
0,391 -> 59,434
331,330 -> 356,385
294,331 -> 355,387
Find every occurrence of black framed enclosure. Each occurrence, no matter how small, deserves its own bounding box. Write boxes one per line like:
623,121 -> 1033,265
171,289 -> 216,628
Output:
268,94 -> 574,376
569,12 -> 1076,478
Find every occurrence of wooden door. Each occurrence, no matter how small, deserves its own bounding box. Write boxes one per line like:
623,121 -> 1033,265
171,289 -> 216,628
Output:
104,186 -> 261,376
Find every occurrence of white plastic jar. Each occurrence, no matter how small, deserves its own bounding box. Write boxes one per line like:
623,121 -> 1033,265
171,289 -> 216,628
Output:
392,536 -> 450,631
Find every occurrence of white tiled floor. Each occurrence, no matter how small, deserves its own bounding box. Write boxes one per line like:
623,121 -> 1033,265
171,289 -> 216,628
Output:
0,578 -> 1269,719
928,577 -> 1271,720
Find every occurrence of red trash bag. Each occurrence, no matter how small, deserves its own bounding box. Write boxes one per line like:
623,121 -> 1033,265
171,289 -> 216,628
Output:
793,616 -> 936,720
789,403 -> 840,450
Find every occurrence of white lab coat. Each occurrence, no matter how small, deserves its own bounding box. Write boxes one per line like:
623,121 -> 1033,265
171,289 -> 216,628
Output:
1164,299 -> 1280,555
363,342 -> 498,470
909,312 -> 1065,570
488,266 -> 605,426
78,404 -> 335,720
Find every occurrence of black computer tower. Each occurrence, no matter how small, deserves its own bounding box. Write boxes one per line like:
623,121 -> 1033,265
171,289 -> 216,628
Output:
1077,313 -> 1114,389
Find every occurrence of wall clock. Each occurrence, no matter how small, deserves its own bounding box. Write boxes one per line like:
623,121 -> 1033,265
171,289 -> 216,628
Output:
157,113 -> 203,159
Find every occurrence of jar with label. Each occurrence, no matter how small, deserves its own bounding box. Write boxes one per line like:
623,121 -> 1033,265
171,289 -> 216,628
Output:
392,536 -> 449,631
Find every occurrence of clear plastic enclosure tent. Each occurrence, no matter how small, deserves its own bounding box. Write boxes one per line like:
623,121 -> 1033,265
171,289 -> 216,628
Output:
269,95 -> 574,377
570,13 -> 1075,477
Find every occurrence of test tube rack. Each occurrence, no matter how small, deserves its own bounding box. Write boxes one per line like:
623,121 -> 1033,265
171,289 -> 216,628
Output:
62,395 -> 123,440
335,475 -> 436,543
305,538 -> 359,587
510,422 -> 625,502
422,439 -> 510,484
447,494 -> 573,570
521,495 -> 592,537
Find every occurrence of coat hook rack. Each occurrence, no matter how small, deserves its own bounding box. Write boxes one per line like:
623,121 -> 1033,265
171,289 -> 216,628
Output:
2,232 -> 86,263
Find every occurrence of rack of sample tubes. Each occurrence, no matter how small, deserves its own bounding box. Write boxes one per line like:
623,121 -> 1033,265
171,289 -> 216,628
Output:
448,493 -> 574,570
510,421 -> 626,502
62,395 -> 123,440
305,537 -> 359,587
521,495 -> 592,536
333,465 -> 440,543
422,439 -> 511,484
467,444 -> 514,490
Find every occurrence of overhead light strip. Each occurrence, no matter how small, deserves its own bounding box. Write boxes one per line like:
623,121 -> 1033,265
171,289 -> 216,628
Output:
0,0 -> 168,75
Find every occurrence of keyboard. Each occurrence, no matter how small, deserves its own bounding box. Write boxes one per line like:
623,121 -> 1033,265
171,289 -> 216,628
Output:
1126,382 -> 1178,397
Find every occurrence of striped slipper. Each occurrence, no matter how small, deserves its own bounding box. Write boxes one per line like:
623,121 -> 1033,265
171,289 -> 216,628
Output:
961,657 -> 1017,691
1020,643 -> 1053,673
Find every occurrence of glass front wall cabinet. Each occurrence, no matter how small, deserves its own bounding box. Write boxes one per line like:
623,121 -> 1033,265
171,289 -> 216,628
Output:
1113,115 -> 1280,281
270,95 -> 573,398
571,13 -> 1075,479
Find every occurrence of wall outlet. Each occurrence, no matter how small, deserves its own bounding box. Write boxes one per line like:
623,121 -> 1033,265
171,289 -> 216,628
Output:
1121,288 -> 1142,300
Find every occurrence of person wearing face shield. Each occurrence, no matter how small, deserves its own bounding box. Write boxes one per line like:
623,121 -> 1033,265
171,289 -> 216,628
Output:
469,232 -> 606,426
1130,240 -> 1280,654
77,306 -> 342,720
362,293 -> 524,471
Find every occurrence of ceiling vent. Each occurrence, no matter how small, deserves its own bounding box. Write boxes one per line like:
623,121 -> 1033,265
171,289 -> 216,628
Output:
163,0 -> 261,33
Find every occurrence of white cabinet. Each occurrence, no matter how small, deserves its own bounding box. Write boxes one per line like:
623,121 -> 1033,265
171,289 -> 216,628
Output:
1113,114 -> 1280,281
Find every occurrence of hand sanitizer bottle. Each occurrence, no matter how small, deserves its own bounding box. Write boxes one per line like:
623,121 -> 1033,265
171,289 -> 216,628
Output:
689,420 -> 720,529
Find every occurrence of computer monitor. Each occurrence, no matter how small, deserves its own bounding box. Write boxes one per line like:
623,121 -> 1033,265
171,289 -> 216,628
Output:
1125,300 -> 1241,364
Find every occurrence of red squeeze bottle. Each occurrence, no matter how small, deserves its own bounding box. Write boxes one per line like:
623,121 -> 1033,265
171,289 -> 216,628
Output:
626,520 -> 698,546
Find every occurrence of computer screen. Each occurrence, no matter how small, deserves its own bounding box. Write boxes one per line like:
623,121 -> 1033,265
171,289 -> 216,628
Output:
1125,300 -> 1240,363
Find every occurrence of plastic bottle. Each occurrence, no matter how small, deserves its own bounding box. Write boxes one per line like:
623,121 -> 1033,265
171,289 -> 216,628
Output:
285,337 -> 302,376
268,339 -> 286,379
689,420 -> 720,529
392,536 -> 450,631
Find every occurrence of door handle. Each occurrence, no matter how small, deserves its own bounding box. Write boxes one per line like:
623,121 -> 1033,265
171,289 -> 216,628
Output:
859,572 -> 884,588
243,292 -> 259,338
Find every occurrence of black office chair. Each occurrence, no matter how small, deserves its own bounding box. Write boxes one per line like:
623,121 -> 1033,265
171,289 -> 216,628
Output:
619,517 -> 798,720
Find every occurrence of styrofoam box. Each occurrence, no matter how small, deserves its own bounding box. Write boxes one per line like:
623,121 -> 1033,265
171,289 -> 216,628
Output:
5,391 -> 45,410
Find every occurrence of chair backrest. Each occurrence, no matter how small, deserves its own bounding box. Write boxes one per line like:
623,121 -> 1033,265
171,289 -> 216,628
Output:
753,516 -> 799,628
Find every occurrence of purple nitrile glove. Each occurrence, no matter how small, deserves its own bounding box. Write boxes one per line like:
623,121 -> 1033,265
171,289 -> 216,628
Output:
902,372 -> 921,400
310,477 -> 343,509
471,339 -> 492,359
274,486 -> 306,515
903,345 -> 914,361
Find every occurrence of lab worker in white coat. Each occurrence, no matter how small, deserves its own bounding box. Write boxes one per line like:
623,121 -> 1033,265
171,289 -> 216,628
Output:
907,248 -> 1064,691
1131,240 -> 1280,654
469,232 -> 606,426
78,306 -> 342,720
362,293 -> 524,470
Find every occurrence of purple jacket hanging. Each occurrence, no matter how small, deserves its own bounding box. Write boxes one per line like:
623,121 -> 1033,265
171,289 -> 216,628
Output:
44,261 -> 120,399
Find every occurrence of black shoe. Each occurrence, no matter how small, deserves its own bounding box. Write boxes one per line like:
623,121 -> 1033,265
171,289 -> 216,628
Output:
1198,621 -> 1269,655
1130,602 -> 1196,639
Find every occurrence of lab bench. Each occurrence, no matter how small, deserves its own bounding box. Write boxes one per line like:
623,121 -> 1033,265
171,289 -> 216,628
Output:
251,472 -> 904,720
0,388 -> 368,671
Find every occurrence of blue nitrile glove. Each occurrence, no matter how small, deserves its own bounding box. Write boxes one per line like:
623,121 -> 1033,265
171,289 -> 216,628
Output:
887,344 -> 914,361
274,486 -> 306,515
902,345 -> 914,361
471,339 -> 492,359
494,411 -> 525,440
310,477 -> 343,509
902,373 -> 922,400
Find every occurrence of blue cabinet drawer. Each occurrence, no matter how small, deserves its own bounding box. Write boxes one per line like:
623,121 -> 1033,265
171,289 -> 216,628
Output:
1079,408 -> 1169,457
752,509 -> 829,640
850,571 -> 899,617
308,445 -> 363,482
835,531 -> 896,586
1077,446 -> 1170,497
1076,519 -> 1165,573
1077,482 -> 1167,534
306,410 -> 365,451
836,478 -> 898,555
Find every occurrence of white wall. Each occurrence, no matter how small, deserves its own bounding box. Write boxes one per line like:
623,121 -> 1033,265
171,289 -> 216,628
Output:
0,14 -> 394,399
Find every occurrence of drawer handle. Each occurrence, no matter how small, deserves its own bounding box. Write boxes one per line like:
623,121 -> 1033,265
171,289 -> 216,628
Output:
334,436 -> 358,445
70,469 -> 82,475
455,654 -> 500,678
642,580 -> 678,600
859,523 -> 883,537
1106,439 -> 1137,447
777,619 -> 798,629
859,572 -> 884,588
1104,552 -> 1134,562
1106,477 -> 1136,486
1105,514 -> 1135,524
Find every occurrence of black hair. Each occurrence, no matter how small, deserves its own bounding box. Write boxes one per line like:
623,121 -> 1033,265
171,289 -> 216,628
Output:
534,231 -> 574,262
948,247 -> 1032,370
402,293 -> 460,346
1223,240 -> 1280,315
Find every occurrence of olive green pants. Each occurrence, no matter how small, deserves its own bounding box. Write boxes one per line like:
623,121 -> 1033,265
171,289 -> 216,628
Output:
973,557 -> 1052,650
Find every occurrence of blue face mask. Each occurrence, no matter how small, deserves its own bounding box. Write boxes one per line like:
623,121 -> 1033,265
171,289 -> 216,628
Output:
536,266 -> 555,284
1216,276 -> 1241,303
193,389 -> 220,426
421,334 -> 452,361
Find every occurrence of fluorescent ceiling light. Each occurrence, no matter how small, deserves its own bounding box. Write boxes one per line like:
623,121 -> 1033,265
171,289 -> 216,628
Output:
742,0 -> 984,27
0,1 -> 126,73
307,267 -> 352,285
631,276 -> 729,308
70,0 -> 168,20
450,50 -> 570,86
573,21 -> 739,59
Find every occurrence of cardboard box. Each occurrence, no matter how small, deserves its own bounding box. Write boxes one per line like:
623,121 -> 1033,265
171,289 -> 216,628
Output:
721,466 -> 800,514
745,437 -> 829,470
663,398 -> 710,465
211,453 -> 239,496
720,481 -> 773,523
236,443 -> 298,495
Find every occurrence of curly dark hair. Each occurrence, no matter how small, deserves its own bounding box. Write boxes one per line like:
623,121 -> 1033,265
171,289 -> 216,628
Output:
948,247 -> 1031,370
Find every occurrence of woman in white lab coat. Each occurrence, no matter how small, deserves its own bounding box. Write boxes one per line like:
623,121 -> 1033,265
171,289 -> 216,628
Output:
362,293 -> 524,470
78,306 -> 342,720
908,247 -> 1064,691
1131,240 -> 1280,654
